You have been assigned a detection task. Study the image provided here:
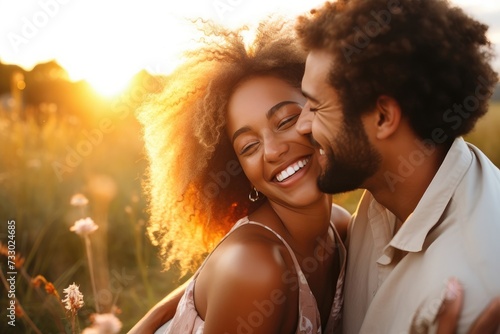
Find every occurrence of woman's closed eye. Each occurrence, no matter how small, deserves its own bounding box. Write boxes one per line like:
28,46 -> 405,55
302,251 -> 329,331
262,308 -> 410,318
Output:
277,114 -> 300,130
240,141 -> 259,155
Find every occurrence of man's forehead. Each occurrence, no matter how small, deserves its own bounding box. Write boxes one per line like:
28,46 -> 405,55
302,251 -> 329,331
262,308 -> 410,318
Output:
305,50 -> 333,74
303,50 -> 333,96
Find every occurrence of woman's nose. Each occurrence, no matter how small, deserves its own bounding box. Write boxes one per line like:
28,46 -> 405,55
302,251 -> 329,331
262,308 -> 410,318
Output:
263,134 -> 289,163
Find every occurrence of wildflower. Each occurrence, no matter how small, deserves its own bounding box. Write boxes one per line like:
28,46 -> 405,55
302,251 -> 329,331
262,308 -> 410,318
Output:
32,275 -> 45,288
32,274 -> 50,288
15,304 -> 23,318
44,282 -> 56,295
61,283 -> 84,314
70,217 -> 98,236
82,313 -> 122,334
70,193 -> 89,207
0,242 -> 25,269
44,282 -> 61,299
14,254 -> 25,269
71,217 -> 100,312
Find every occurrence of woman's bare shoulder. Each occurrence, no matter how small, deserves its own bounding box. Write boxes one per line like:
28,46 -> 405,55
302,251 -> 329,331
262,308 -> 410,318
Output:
196,224 -> 298,332
208,223 -> 293,283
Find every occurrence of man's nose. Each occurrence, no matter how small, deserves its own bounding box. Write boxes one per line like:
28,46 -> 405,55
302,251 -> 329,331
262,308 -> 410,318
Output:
296,105 -> 314,135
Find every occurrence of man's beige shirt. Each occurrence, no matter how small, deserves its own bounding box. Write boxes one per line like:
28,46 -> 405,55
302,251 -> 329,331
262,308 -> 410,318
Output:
343,138 -> 500,334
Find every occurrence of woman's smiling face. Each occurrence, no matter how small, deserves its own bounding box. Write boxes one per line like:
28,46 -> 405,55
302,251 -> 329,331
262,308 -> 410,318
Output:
226,76 -> 325,208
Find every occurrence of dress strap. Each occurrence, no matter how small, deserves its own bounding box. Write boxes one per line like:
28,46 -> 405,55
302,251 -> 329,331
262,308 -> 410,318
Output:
239,220 -> 309,284
191,217 -> 308,282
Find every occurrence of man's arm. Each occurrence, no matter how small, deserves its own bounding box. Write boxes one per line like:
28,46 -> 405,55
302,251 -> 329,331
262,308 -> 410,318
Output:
128,278 -> 191,334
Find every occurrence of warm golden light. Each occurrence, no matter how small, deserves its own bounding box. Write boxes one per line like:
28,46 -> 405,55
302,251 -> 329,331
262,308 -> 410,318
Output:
85,72 -> 132,98
1,0 -> 497,96
66,65 -> 135,98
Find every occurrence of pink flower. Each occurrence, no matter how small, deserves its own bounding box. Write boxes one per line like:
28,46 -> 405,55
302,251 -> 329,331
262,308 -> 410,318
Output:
61,283 -> 84,314
82,313 -> 122,334
70,218 -> 98,236
70,193 -> 89,207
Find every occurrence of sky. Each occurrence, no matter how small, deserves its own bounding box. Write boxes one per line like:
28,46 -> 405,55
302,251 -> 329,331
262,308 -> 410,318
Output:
1,0 -> 499,96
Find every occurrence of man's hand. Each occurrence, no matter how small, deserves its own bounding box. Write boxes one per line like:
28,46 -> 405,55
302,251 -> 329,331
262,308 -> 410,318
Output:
437,277 -> 500,334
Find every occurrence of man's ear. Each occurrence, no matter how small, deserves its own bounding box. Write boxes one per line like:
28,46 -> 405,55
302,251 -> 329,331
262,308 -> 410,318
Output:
374,95 -> 402,140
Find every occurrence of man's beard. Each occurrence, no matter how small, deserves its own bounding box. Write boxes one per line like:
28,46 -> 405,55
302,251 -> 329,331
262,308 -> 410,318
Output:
317,117 -> 382,194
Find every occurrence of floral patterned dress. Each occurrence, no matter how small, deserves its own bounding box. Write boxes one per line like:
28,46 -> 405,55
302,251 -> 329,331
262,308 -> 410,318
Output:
158,216 -> 346,334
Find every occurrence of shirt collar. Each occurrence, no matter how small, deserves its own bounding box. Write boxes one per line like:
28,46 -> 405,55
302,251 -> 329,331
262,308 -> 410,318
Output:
388,137 -> 473,253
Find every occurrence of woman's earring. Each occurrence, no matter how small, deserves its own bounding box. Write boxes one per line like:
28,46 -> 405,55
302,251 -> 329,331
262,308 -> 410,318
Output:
248,187 -> 261,202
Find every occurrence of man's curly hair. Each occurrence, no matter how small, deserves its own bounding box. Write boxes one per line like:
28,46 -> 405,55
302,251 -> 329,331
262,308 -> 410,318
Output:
137,19 -> 306,275
296,0 -> 498,142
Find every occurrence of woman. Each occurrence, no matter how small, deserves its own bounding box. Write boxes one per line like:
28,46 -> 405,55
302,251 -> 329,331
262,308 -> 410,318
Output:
136,18 -> 349,333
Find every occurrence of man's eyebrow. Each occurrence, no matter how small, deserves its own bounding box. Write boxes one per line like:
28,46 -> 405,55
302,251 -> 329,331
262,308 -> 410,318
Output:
301,90 -> 320,104
266,101 -> 300,120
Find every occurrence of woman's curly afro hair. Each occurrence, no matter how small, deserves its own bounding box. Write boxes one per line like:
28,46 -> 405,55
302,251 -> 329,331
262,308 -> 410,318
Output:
137,18 -> 307,275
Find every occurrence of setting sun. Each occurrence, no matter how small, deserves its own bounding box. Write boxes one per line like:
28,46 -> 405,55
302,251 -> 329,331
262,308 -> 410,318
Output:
87,75 -> 132,98
1,0 -> 498,92
67,65 -> 134,98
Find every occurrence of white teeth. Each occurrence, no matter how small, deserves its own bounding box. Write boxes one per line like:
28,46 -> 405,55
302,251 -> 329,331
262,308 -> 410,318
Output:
319,149 -> 325,156
275,158 -> 310,182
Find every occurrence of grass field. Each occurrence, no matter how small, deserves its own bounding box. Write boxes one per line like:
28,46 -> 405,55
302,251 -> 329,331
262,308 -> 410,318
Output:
0,96 -> 499,333
466,102 -> 500,165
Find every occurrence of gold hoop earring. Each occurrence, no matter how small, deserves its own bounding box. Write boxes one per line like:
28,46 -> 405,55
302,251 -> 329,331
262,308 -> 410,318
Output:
248,187 -> 261,202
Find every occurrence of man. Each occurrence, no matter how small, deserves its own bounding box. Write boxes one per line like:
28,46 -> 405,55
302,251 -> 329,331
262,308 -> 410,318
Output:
295,0 -> 500,333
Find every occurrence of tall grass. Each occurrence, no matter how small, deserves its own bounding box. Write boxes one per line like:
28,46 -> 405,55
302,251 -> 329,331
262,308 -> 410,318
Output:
0,92 -> 184,332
